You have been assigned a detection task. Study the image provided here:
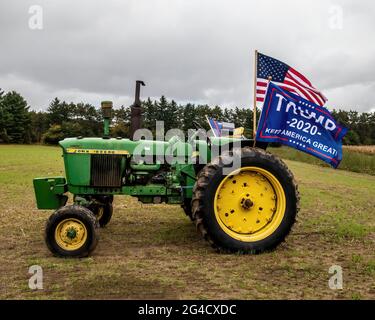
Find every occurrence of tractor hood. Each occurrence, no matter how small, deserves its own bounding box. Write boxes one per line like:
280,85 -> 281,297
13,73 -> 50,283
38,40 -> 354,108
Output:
59,137 -> 193,157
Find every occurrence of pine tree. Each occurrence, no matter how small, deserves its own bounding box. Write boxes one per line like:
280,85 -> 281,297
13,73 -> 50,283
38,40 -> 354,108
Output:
163,99 -> 180,132
210,105 -> 224,120
114,105 -> 131,126
142,98 -> 157,131
47,98 -> 71,125
181,103 -> 196,132
0,89 -> 8,142
112,105 -> 131,138
370,112 -> 375,145
157,96 -> 169,122
223,107 -> 235,124
1,91 -> 31,143
29,111 -> 48,143
358,112 -> 372,144
195,104 -> 212,130
42,124 -> 64,144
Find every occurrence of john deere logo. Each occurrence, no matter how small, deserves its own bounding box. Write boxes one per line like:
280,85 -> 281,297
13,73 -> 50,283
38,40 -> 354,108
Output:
66,148 -> 129,155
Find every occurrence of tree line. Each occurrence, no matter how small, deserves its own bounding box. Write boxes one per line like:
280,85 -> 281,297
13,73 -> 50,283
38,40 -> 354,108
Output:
0,88 -> 374,145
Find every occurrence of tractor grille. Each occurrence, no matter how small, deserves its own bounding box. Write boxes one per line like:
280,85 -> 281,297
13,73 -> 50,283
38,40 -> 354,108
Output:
90,154 -> 122,187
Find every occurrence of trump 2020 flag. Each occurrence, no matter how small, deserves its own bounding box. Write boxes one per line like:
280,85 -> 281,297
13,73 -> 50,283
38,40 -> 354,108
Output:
256,82 -> 348,168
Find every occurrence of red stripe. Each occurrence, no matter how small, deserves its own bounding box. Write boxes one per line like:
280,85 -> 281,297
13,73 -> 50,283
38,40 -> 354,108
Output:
284,78 -> 316,101
286,72 -> 327,104
261,136 -> 289,141
284,79 -> 321,105
285,74 -> 325,106
278,85 -> 298,95
304,88 -> 324,106
256,80 -> 267,102
309,90 -> 325,106
289,67 -> 312,87
282,80 -> 311,101
277,83 -> 309,102
307,147 -> 338,164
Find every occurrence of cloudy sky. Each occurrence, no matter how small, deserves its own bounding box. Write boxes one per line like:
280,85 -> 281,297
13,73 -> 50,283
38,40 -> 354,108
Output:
0,0 -> 374,112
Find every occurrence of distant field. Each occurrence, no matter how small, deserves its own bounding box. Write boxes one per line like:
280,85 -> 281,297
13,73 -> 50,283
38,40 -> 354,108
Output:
0,144 -> 374,299
343,145 -> 375,155
269,146 -> 375,176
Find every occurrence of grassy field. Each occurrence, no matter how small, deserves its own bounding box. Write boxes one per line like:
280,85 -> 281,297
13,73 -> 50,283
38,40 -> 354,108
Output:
269,146 -> 375,175
0,144 -> 374,299
343,145 -> 375,155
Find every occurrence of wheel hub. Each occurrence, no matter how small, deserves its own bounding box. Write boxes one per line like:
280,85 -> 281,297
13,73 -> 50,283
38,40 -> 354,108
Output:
66,228 -> 77,239
55,219 -> 87,251
241,198 -> 254,210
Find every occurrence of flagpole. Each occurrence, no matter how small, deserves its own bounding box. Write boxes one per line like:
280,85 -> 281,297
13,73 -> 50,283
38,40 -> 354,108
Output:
253,50 -> 258,146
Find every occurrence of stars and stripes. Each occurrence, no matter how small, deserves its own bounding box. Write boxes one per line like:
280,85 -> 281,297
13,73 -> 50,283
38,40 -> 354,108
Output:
256,53 -> 327,107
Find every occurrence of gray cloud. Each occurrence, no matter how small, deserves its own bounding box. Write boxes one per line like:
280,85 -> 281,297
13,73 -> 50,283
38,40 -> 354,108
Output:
0,0 -> 374,112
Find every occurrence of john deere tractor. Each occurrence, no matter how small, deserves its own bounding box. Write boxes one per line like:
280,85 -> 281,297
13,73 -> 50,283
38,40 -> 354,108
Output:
33,81 -> 299,257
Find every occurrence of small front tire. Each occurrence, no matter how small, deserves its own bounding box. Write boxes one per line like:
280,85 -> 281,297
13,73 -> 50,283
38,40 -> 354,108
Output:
45,205 -> 99,258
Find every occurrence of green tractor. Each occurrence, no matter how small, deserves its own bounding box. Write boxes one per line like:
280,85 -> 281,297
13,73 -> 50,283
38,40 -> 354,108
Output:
33,81 -> 299,257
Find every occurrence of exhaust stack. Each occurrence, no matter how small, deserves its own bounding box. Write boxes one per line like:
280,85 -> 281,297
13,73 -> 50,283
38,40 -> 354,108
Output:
130,80 -> 145,139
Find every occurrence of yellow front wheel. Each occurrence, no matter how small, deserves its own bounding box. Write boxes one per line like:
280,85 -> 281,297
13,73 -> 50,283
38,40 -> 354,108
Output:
45,205 -> 98,257
192,147 -> 299,253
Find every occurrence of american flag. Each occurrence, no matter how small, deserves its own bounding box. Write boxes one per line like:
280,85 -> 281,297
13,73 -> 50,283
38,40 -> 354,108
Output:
256,53 -> 327,106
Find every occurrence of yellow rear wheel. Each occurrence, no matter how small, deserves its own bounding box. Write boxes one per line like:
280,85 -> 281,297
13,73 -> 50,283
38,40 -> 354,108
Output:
214,167 -> 286,242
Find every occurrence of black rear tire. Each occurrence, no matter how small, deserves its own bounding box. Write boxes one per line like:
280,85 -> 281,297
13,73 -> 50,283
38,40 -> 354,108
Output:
45,205 -> 99,258
192,147 -> 299,254
181,199 -> 193,221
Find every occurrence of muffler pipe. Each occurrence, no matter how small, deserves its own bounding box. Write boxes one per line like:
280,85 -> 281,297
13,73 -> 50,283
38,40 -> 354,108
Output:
130,80 -> 145,139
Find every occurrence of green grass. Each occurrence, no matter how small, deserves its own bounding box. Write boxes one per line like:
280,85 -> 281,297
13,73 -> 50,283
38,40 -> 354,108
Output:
269,146 -> 375,175
0,144 -> 374,299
